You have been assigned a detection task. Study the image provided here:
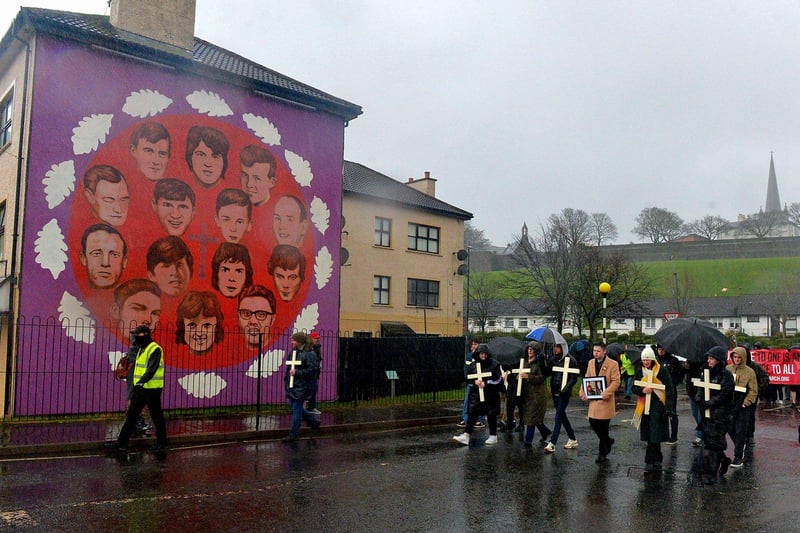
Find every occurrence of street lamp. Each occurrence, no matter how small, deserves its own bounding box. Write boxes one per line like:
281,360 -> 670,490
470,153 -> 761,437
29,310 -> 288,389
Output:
598,282 -> 611,344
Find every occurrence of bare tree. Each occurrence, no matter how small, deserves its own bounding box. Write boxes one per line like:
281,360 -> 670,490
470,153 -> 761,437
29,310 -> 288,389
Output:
549,208 -> 592,247
685,215 -> 729,240
464,221 -> 492,250
589,212 -> 618,245
633,207 -> 684,243
739,210 -> 783,238
569,247 -> 655,342
785,203 -> 800,230
468,273 -> 498,333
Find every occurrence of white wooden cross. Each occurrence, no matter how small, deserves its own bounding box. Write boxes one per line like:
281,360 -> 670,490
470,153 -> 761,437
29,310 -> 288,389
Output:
511,358 -> 531,397
732,371 -> 747,395
692,368 -> 721,418
467,362 -> 493,402
634,371 -> 667,415
552,357 -> 580,392
285,350 -> 302,388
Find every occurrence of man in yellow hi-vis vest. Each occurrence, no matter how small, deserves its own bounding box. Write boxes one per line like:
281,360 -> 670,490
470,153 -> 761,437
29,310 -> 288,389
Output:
112,325 -> 168,457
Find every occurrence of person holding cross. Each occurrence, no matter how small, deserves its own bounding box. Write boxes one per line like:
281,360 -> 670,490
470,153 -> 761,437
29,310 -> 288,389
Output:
693,345 -> 735,484
580,342 -> 621,464
283,332 -> 321,442
725,346 -> 758,468
631,346 -> 674,471
520,341 -> 552,448
544,342 -> 580,453
453,343 -> 503,446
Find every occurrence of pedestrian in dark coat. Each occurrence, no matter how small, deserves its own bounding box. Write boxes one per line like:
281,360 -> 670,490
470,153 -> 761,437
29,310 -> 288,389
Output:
283,332 -> 321,442
656,344 -> 683,444
543,343 -> 580,453
632,346 -> 674,471
521,341 -> 551,447
453,344 -> 503,446
694,345 -> 735,484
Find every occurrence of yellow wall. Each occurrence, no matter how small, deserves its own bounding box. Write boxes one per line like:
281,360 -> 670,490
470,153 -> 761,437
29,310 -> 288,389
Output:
340,194 -> 466,336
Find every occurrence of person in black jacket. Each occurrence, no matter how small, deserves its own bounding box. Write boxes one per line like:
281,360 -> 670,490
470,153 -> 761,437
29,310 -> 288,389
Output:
656,344 -> 684,444
453,344 -> 503,446
543,343 -> 579,453
694,346 -> 735,484
283,332 -> 321,442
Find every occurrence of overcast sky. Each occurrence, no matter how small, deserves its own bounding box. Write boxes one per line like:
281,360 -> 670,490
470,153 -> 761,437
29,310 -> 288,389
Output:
2,1 -> 799,245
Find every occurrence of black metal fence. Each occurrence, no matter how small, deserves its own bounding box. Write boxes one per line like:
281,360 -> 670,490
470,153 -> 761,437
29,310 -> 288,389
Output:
3,315 -> 466,419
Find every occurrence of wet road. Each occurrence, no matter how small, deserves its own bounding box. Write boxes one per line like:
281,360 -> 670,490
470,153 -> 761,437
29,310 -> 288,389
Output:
1,400 -> 798,532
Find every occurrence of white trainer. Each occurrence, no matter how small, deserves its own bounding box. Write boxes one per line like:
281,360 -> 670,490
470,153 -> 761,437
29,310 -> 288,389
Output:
453,433 -> 470,445
485,435 -> 498,445
564,439 -> 579,449
543,442 -> 555,453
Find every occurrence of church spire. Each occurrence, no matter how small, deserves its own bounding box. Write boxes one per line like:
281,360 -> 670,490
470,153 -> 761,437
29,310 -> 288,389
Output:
765,152 -> 781,213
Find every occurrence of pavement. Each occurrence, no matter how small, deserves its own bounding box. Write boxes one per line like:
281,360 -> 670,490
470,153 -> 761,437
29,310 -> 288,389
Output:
0,402 -> 462,459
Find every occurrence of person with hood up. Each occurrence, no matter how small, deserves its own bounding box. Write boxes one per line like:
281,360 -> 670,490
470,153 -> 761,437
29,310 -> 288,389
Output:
453,343 -> 503,446
520,341 -> 552,448
725,346 -> 758,468
631,346 -> 674,471
110,325 -> 168,457
543,342 -> 579,453
656,344 -> 684,444
694,345 -> 735,484
283,332 -> 321,442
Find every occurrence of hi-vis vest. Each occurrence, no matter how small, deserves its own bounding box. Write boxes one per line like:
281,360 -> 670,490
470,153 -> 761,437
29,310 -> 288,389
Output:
133,342 -> 165,389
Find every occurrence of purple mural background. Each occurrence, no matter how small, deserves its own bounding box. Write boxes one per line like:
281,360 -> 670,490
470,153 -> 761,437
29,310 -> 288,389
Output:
14,36 -> 343,415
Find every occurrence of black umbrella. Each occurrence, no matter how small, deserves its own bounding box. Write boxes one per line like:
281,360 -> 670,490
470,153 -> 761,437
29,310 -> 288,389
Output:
606,342 -> 642,363
486,336 -> 528,367
653,317 -> 731,362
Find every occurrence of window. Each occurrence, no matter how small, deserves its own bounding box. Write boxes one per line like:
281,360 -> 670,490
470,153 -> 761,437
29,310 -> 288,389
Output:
504,318 -> 513,329
407,278 -> 439,307
488,319 -> 496,327
644,318 -> 656,329
0,202 -> 5,237
374,217 -> 391,247
373,275 -> 390,305
407,223 -> 439,253
0,91 -> 11,147
519,318 -> 528,329
746,315 -> 760,323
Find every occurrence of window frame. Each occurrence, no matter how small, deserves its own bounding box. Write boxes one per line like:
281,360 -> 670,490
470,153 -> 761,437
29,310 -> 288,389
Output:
374,217 -> 391,247
407,223 -> 440,254
0,90 -> 12,148
406,277 -> 439,308
373,275 -> 390,305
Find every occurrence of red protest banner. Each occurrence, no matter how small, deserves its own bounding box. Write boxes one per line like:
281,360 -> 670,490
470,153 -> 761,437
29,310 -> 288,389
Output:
749,349 -> 800,386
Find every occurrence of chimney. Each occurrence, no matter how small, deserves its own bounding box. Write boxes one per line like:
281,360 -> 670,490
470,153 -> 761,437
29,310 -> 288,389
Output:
405,170 -> 437,197
110,0 -> 197,51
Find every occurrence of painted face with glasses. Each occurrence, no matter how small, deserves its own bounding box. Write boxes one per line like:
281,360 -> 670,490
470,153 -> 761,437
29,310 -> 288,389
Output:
238,295 -> 276,348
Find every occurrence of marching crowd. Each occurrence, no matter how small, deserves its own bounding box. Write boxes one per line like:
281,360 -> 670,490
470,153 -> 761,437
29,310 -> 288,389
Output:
454,337 -> 768,485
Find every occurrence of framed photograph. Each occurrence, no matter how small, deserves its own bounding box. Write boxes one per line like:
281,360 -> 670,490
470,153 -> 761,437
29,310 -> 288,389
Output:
583,376 -> 606,400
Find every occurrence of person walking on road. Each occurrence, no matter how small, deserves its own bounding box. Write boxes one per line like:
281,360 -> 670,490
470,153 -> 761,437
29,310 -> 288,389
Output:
726,346 -> 758,468
283,332 -> 321,442
459,338 -> 485,429
581,342 -> 621,464
111,325 -> 168,457
656,344 -> 684,444
520,341 -> 551,448
453,343 -> 502,446
631,346 -> 674,471
544,342 -> 579,453
694,346 -> 735,484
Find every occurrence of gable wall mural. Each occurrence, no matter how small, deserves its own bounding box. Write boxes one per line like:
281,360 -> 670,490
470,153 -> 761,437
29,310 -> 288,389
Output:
15,36 -> 342,415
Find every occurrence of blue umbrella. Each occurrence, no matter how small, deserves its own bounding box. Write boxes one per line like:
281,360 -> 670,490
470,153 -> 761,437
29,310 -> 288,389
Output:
526,326 -> 568,354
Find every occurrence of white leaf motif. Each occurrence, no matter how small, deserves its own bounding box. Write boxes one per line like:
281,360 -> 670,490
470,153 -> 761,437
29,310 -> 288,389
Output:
310,196 -> 329,234
71,114 -> 113,155
315,246 -> 333,290
43,161 -> 76,209
108,350 -> 127,372
35,219 -> 68,279
242,113 -> 281,145
186,90 -> 233,117
245,349 -> 286,378
178,372 -> 227,399
284,150 -> 313,186
293,303 -> 319,333
122,89 -> 173,117
58,292 -> 95,344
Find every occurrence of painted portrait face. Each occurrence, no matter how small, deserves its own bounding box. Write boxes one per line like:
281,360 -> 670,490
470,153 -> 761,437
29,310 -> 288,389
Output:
85,179 -> 130,227
240,162 -> 276,206
237,296 -> 275,348
191,140 -> 225,187
152,197 -> 196,236
80,229 -> 127,289
130,138 -> 170,181
216,259 -> 247,298
115,291 -> 161,332
215,203 -> 251,243
273,265 -> 302,302
148,258 -> 191,297
183,314 -> 218,354
272,196 -> 308,246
